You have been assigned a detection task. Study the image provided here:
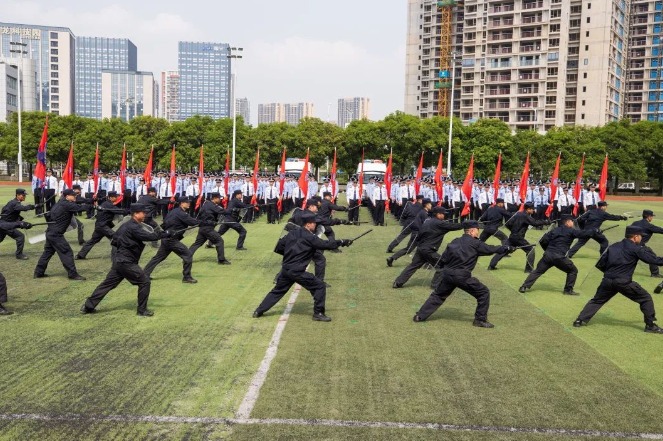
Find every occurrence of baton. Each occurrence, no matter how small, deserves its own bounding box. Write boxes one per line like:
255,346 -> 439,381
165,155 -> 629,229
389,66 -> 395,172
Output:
29,222 -> 55,227
598,224 -> 619,234
350,229 -> 374,242
172,225 -> 200,235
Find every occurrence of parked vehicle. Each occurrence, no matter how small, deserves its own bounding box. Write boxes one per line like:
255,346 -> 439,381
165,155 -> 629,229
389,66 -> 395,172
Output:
278,158 -> 313,178
356,159 -> 387,181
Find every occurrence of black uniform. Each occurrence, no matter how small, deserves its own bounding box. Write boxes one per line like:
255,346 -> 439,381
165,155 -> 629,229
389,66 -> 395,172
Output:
567,209 -> 626,258
77,200 -> 127,259
489,211 -> 549,272
218,197 -> 252,249
34,199 -> 87,279
189,200 -> 229,263
478,205 -> 510,244
415,234 -> 506,323
393,218 -> 463,288
255,227 -> 343,317
144,207 -> 200,280
291,208 -> 327,280
137,194 -> 169,246
390,208 -> 429,262
630,218 -> 663,276
0,198 -> 34,258
318,199 -> 347,242
575,238 -> 663,327
83,219 -> 162,314
0,272 -> 8,312
73,193 -> 92,245
520,225 -> 595,293
387,202 -> 423,252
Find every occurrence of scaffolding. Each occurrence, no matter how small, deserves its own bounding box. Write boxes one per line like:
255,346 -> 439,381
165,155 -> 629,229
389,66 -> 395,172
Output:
435,0 -> 456,117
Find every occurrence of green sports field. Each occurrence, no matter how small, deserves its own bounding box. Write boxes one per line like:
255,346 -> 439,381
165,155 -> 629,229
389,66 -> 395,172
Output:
1,185 -> 663,440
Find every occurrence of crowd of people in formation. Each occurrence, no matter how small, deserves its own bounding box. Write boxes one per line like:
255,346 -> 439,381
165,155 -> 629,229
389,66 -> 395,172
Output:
1,167 -> 663,335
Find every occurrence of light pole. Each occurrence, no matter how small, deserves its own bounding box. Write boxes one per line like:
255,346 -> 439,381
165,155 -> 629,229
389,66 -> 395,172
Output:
446,52 -> 459,179
227,46 -> 244,171
10,41 -> 28,183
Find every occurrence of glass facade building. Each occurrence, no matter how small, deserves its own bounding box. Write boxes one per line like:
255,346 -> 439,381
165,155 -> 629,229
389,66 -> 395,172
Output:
178,41 -> 231,120
101,70 -> 156,121
76,37 -> 137,119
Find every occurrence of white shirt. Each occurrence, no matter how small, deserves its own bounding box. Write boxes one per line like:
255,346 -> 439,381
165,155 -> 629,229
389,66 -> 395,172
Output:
583,190 -> 600,207
372,186 -> 388,205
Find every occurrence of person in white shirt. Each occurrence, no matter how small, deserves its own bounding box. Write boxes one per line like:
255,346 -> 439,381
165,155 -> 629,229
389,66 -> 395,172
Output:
558,187 -> 576,215
186,177 -> 202,216
135,178 -> 149,199
106,174 -> 122,194
241,177 -> 256,223
583,185 -> 600,211
371,180 -> 388,226
263,178 -> 280,223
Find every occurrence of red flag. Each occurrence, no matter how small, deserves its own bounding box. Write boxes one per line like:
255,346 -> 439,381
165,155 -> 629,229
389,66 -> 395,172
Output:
518,152 -> 531,212
434,149 -> 444,206
62,142 -> 74,190
250,148 -> 260,207
223,149 -> 230,208
358,149 -> 365,206
35,117 -> 48,186
598,154 -> 609,201
195,146 -> 205,210
298,149 -> 310,208
92,144 -> 100,197
460,154 -> 474,217
572,154 -> 585,216
115,145 -> 127,205
492,152 -> 502,205
414,151 -> 424,197
385,147 -> 393,212
330,147 -> 338,202
277,147 -> 287,212
169,146 -> 177,207
545,153 -> 562,218
144,146 -> 154,188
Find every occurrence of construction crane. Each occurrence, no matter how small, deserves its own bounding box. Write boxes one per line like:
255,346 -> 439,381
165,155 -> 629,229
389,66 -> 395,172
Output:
436,0 -> 457,117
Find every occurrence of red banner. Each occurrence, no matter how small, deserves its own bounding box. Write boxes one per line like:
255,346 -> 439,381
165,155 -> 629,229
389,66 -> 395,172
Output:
358,149 -> 365,206
298,149 -> 310,208
144,147 -> 154,188
330,147 -> 338,202
518,152 -> 531,212
385,147 -> 393,212
545,153 -> 561,218
169,146 -> 177,207
598,154 -> 609,201
414,151 -> 424,197
223,149 -> 230,208
92,144 -> 100,197
62,142 -> 74,190
115,145 -> 127,205
35,117 -> 48,186
492,152 -> 501,205
251,148 -> 260,208
572,154 -> 585,216
460,154 -> 474,217
277,147 -> 286,212
195,146 -> 205,210
434,149 -> 444,206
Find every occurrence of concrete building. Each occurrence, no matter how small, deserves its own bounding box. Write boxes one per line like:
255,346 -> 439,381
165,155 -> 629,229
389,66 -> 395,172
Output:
178,41 -> 231,120
257,103 -> 283,124
404,0 -> 630,130
101,70 -> 156,120
0,57 -> 38,122
337,97 -> 370,127
160,70 -> 180,122
283,102 -> 314,125
236,97 -> 250,124
0,22 -> 75,115
75,37 -> 137,119
0,61 -> 18,122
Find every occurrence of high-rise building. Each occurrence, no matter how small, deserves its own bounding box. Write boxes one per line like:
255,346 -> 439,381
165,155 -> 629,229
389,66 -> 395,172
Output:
0,57 -> 38,122
338,97 -> 370,127
101,70 -> 156,120
236,98 -> 250,124
283,102 -> 314,125
0,22 -> 75,115
0,61 -> 18,122
161,70 -> 180,122
75,37 -> 137,119
257,103 -> 283,124
178,41 -> 231,120
404,1 -> 630,130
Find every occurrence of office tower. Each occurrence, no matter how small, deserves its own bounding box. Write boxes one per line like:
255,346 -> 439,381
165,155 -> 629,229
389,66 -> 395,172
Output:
236,97 -> 250,124
338,97 -> 370,127
161,70 -> 180,122
100,70 -> 156,120
75,37 -> 137,119
0,22 -> 75,115
283,102 -> 314,125
0,57 -> 38,122
178,41 -> 231,120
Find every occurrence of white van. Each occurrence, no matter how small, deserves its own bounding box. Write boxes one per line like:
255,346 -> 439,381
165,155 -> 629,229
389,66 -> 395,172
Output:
278,158 -> 313,178
356,159 -> 387,181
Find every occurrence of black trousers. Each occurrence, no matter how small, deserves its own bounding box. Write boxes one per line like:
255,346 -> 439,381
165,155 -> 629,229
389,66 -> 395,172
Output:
84,192 -> 95,218
313,250 -> 326,280
392,233 -> 418,261
0,229 -> 25,257
33,188 -> 44,215
256,268 -> 327,315
489,236 -> 535,271
394,249 -> 441,287
643,245 -> 660,276
144,238 -> 193,279
416,270 -> 490,321
43,189 -> 56,211
576,278 -> 657,325
218,222 -> 247,249
522,254 -> 578,292
567,230 -> 609,258
160,197 -> 171,218
85,262 -> 151,313
0,272 -> 7,304
242,196 -> 255,222
348,200 -> 359,222
479,227 -> 508,244
75,218 -> 85,245
266,198 -> 278,223
189,227 -> 226,262
388,223 -> 413,252
35,232 -> 79,278
373,200 -> 385,225
78,225 -> 115,258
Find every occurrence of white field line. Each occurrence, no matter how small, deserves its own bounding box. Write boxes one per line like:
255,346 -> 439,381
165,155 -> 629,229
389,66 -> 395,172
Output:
1,413 -> 662,439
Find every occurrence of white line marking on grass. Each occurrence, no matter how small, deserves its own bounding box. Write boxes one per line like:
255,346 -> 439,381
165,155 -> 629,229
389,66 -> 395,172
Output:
1,413 -> 663,439
235,283 -> 303,419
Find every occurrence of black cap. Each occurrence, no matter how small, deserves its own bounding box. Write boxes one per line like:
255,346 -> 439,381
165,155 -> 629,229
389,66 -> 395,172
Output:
524,202 -> 535,209
415,194 -> 424,200
15,188 -> 27,195
63,189 -> 75,196
178,196 -> 191,203
107,191 -> 118,197
626,226 -> 644,236
495,198 -> 504,204
643,209 -> 655,217
323,191 -> 332,197
210,192 -> 221,199
422,198 -> 432,205
560,214 -> 575,223
233,190 -> 243,197
598,201 -> 608,207
462,220 -> 479,229
130,204 -> 147,213
431,206 -> 447,215
72,184 -> 81,190
305,198 -> 318,208
147,187 -> 157,193
300,212 -> 317,224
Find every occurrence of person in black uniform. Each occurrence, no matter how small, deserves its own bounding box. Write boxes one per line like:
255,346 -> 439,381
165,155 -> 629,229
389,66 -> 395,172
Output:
567,201 -> 627,258
393,206 -> 463,288
630,209 -> 663,278
0,188 -> 35,259
290,199 -> 329,282
72,184 -> 89,245
518,214 -> 596,295
488,202 -> 550,273
76,191 -> 128,260
478,198 -> 510,245
0,272 -> 12,315
413,220 -> 512,327
137,187 -> 169,248
218,190 -> 253,250
253,211 -> 353,322
189,192 -> 231,265
319,191 -> 348,246
387,198 -> 432,267
387,194 -> 424,253
81,203 -> 165,317
573,226 -> 663,333
144,197 -> 200,284
34,189 -> 88,280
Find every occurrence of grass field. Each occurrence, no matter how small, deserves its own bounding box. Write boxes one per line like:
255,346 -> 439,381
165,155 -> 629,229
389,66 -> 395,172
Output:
1,185 -> 663,440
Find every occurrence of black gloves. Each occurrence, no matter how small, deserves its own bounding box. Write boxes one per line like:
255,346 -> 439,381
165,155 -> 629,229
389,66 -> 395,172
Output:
21,222 -> 32,229
620,215 -> 628,221
341,219 -> 351,225
25,204 -> 36,210
160,230 -> 173,239
499,245 -> 516,254
340,239 -> 353,247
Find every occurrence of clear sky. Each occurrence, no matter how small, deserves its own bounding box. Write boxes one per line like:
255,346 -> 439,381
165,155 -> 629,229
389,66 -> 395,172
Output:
4,0 -> 407,125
